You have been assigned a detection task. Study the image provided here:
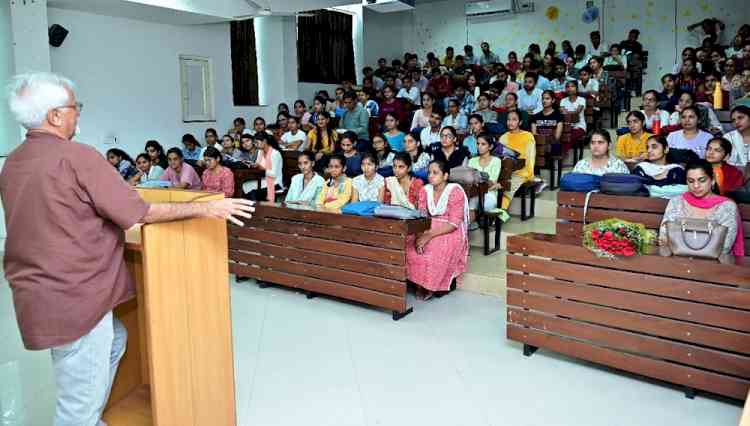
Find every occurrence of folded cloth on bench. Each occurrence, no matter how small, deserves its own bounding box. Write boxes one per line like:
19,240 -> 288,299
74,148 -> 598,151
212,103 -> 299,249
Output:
341,201 -> 381,216
374,205 -> 425,220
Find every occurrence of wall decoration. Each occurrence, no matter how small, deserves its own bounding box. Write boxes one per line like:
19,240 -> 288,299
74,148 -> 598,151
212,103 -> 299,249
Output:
582,6 -> 599,24
545,6 -> 559,21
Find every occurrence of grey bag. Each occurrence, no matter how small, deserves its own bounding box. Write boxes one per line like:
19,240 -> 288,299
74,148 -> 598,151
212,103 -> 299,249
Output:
663,217 -> 728,261
449,166 -> 487,186
373,205 -> 425,220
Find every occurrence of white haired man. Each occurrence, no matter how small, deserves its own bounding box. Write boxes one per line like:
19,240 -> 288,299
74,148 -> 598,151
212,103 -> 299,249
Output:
0,72 -> 254,426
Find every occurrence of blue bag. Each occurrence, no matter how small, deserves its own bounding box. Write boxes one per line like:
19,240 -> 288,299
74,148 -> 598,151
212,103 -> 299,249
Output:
341,201 -> 381,216
600,173 -> 648,196
560,173 -> 601,192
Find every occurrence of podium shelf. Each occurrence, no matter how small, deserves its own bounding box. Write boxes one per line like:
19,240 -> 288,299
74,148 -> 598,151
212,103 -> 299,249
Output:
102,385 -> 152,426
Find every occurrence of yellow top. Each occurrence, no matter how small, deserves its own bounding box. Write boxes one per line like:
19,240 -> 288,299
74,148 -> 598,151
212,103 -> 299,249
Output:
499,130 -> 536,182
316,176 -> 353,209
307,129 -> 339,154
615,132 -> 651,160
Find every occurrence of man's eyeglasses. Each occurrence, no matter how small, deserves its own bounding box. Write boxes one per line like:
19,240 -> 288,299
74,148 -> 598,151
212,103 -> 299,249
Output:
56,102 -> 83,112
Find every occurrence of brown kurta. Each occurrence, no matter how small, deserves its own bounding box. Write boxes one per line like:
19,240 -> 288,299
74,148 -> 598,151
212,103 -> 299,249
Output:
0,131 -> 150,350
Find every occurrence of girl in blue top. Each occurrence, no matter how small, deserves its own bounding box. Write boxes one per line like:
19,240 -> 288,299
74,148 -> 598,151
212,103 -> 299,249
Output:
181,133 -> 202,161
384,112 -> 406,152
285,151 -> 325,205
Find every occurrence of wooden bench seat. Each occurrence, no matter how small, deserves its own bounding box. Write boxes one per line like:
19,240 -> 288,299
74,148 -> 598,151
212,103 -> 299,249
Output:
506,191 -> 750,400
228,202 -> 430,320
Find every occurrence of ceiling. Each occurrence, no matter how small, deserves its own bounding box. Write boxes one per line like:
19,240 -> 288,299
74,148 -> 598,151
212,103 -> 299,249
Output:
47,0 -> 358,25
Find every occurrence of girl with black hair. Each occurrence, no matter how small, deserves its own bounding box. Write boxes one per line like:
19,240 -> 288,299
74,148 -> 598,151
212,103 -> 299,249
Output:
705,137 -> 744,195
383,152 -> 424,209
106,148 -> 137,180
404,132 -> 431,179
144,140 -> 167,169
407,160 -> 469,300
286,151 -> 325,205
200,146 -> 234,198
316,154 -> 352,209
339,132 -> 362,177
632,135 -> 687,188
181,133 -> 202,161
306,111 -> 339,161
372,134 -> 396,170
247,132 -> 284,202
351,152 -> 385,203
129,152 -> 165,186
468,133 -> 502,222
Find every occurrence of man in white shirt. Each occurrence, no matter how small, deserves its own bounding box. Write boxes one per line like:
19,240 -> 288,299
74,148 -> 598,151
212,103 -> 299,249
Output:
479,41 -> 501,66
560,81 -> 587,133
587,31 -> 608,56
397,75 -> 421,106
518,73 -> 544,114
419,111 -> 444,148
412,69 -> 429,92
280,116 -> 308,151
463,45 -> 479,65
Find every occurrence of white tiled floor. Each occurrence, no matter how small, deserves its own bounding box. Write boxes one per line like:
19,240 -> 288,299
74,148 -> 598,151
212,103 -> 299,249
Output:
0,270 -> 744,425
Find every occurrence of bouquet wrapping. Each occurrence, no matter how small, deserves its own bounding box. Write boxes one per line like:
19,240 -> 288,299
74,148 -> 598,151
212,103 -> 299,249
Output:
583,218 -> 656,258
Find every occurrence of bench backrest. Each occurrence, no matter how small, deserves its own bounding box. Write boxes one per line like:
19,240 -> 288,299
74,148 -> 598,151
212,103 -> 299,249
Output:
556,191 -> 750,256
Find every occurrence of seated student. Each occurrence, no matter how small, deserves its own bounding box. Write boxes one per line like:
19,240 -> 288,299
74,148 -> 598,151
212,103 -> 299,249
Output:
616,111 -> 652,164
181,134 -> 202,162
200,146 -> 234,198
531,90 -> 564,143
574,130 -> 629,175
339,132 -> 362,177
247,132 -> 285,202
250,116 -> 274,137
333,87 -> 347,119
705,137 -> 744,195
106,148 -> 137,180
675,58 -> 703,94
383,112 -> 406,152
466,74 -> 481,100
404,132 -> 431,179
358,89 -> 379,118
407,160 -> 469,301
640,90 -> 671,132
496,92 -> 530,130
722,58 -> 744,103
419,110 -> 444,148
294,99 -> 312,130
280,116 -> 308,151
379,85 -> 407,128
468,133 -> 503,224
306,96 -> 327,132
659,159 -> 743,262
449,85 -> 476,116
145,140 -> 168,169
425,126 -> 471,170
667,106 -> 714,158
669,91 -> 722,134
603,44 -> 627,69
549,60 -> 571,94
576,66 -> 599,101
372,133 -> 396,171
233,133 -> 259,165
696,70 -> 730,110
474,92 -> 498,124
724,105 -> 750,170
129,153 -> 165,186
633,135 -> 687,186
658,74 -> 681,113
573,44 -> 591,71
411,92 -> 436,131
463,114 -> 485,156
229,118 -> 247,139
160,147 -> 202,190
307,111 -> 339,162
286,151 -> 325,205
351,152 -> 385,203
442,99 -> 468,133
220,134 -> 239,163
588,56 -> 605,83
518,72 -> 544,115
383,152 -> 425,209
498,111 -> 536,209
270,112 -> 290,141
559,81 -> 587,149
396,74 -> 421,106
316,154 -> 353,209
429,66 -> 455,99
731,68 -> 750,108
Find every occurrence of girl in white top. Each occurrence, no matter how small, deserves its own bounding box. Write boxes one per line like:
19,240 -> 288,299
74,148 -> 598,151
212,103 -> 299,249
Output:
560,81 -> 587,132
723,105 -> 750,170
410,92 -> 436,131
640,90 -> 670,132
130,153 -> 165,186
351,153 -> 385,202
666,106 -> 714,158
285,151 -> 325,205
572,130 -> 629,175
280,116 -> 308,151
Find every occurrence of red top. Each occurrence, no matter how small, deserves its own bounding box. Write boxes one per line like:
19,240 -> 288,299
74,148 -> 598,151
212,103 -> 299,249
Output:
383,177 -> 424,207
427,76 -> 453,100
0,131 -> 150,350
202,166 -> 235,198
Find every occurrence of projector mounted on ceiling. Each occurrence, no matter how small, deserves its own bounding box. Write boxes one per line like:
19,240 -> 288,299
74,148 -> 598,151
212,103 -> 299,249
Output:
363,0 -> 416,13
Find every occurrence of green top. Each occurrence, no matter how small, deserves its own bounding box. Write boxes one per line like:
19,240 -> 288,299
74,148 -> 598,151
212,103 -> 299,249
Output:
468,156 -> 502,193
340,104 -> 370,140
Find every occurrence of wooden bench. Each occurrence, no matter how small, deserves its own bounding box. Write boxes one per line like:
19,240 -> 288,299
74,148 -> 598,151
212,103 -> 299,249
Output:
281,150 -> 301,189
227,202 -> 430,320
506,191 -> 750,400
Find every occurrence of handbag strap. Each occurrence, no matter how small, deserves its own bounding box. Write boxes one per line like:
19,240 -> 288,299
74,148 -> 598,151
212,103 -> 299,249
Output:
679,219 -> 715,251
583,190 -> 599,226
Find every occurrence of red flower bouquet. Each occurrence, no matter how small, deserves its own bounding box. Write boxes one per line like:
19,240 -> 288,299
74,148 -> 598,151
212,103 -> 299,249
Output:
583,218 -> 655,258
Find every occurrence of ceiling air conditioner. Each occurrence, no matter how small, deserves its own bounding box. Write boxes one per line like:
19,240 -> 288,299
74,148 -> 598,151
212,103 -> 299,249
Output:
465,0 -> 513,17
363,0 -> 416,13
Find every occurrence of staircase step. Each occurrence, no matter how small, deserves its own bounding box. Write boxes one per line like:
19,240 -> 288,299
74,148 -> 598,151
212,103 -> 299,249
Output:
462,247 -> 506,299
469,217 -> 557,251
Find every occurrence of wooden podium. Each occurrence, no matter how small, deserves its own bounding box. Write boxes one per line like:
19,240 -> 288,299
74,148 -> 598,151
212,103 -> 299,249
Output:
101,189 -> 236,426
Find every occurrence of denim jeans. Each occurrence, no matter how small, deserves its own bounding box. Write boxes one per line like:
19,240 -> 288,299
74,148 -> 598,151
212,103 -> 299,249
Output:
50,311 -> 127,426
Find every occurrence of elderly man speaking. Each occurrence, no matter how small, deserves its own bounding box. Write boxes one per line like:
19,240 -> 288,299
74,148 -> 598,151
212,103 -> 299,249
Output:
0,72 -> 254,426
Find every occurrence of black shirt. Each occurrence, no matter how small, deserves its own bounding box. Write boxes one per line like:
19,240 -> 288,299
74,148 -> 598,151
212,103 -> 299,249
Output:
426,142 -> 471,170
530,110 -> 564,137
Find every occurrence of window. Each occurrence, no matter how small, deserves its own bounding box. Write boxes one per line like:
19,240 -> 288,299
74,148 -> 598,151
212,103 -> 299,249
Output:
297,10 -> 356,84
179,55 -> 215,122
230,19 -> 260,106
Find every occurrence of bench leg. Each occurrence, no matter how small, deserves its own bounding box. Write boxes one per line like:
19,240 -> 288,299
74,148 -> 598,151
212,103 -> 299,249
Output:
523,344 -> 538,357
557,158 -> 563,183
258,281 -> 270,289
306,290 -> 318,299
549,162 -> 557,190
235,276 -> 250,283
684,386 -> 696,399
393,307 -> 413,321
530,189 -> 536,219
483,215 -> 490,256
520,190 -> 528,221
493,218 -> 502,254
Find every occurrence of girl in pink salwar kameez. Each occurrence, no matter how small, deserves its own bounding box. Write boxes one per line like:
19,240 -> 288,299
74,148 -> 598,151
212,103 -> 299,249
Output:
407,160 -> 469,300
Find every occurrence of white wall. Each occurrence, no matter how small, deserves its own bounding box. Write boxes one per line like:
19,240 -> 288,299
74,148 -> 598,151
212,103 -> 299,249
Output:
362,0 -> 750,90
47,8 -> 294,156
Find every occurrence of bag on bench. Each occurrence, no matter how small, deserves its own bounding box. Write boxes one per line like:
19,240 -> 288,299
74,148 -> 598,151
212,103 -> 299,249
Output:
341,201 -> 381,217
374,205 -> 425,220
600,173 -> 648,196
449,166 -> 488,186
662,218 -> 730,263
560,173 -> 601,192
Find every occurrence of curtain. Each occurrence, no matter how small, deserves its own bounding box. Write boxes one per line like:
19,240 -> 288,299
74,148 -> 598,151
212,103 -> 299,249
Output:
297,10 -> 356,84
230,19 -> 259,106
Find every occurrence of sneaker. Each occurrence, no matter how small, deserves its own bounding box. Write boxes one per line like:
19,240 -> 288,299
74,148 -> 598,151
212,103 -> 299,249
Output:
535,182 -> 548,194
